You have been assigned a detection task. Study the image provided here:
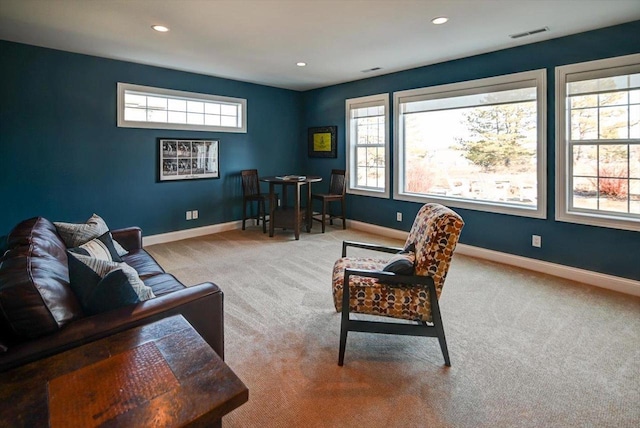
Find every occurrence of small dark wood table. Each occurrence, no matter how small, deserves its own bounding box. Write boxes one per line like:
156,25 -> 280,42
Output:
260,175 -> 322,240
0,315 -> 248,428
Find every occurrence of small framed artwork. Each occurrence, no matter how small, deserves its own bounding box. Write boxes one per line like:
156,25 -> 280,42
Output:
158,138 -> 219,181
308,126 -> 337,158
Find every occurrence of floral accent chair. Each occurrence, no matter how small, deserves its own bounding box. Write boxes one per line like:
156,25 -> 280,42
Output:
331,203 -> 464,366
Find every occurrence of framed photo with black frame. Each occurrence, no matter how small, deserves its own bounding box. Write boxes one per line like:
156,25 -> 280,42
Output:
158,138 -> 219,181
308,126 -> 337,158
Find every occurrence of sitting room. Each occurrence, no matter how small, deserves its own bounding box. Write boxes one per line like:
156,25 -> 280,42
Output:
1,1 -> 639,427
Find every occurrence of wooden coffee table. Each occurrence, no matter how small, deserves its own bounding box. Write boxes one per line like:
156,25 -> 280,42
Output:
0,315 -> 248,427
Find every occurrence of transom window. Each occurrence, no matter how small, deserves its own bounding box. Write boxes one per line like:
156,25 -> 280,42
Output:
556,54 -> 640,231
117,83 -> 246,133
394,70 -> 547,218
346,94 -> 390,197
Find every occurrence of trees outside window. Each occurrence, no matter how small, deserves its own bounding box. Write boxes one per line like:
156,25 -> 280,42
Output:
346,94 -> 390,198
556,54 -> 640,231
394,70 -> 546,218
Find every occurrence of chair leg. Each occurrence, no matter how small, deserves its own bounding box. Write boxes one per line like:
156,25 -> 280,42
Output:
341,197 -> 346,229
261,199 -> 267,233
242,200 -> 247,230
437,329 -> 451,367
329,201 -> 333,226
321,200 -> 327,233
338,285 -> 350,366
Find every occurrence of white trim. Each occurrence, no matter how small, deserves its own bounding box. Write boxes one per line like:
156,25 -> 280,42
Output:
345,93 -> 390,198
117,82 -> 247,133
142,218 -> 639,297
393,69 -> 547,219
348,220 -> 640,297
143,220 -> 242,246
554,53 -> 640,232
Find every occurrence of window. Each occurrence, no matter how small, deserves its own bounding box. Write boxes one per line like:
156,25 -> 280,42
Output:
394,70 -> 547,218
346,94 -> 390,197
117,83 -> 246,133
556,54 -> 640,231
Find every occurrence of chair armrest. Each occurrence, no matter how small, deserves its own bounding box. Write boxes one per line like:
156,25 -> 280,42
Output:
342,240 -> 403,257
111,227 -> 143,251
345,268 -> 435,289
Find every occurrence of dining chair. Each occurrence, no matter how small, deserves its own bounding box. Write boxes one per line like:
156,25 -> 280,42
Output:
241,169 -> 274,233
311,169 -> 346,233
331,203 -> 464,366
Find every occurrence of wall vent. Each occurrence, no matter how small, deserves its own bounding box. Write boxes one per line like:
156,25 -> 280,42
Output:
509,27 -> 549,39
361,67 -> 382,73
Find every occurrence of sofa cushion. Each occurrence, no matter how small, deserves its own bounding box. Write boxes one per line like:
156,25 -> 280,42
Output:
121,249 -> 166,279
0,217 -> 82,339
54,214 -> 128,256
68,232 -> 123,262
143,273 -> 187,296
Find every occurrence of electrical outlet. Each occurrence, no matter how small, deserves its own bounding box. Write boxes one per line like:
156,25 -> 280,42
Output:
192,210 -> 198,219
532,235 -> 541,248
186,211 -> 192,220
396,212 -> 402,222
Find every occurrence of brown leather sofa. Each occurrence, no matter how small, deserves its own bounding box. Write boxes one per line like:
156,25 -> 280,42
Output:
0,217 -> 224,372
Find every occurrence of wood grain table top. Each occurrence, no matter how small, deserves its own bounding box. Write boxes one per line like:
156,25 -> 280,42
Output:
0,315 -> 248,427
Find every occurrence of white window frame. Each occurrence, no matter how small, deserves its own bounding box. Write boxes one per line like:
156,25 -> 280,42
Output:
117,83 -> 247,133
346,93 -> 390,198
555,54 -> 640,232
393,70 -> 547,218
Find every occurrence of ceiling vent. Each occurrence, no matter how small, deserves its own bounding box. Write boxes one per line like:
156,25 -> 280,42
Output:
361,67 -> 382,73
509,27 -> 549,39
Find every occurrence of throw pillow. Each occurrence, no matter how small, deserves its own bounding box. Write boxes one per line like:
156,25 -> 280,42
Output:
67,253 -> 155,315
54,214 -> 129,256
382,251 -> 416,276
68,232 -> 123,262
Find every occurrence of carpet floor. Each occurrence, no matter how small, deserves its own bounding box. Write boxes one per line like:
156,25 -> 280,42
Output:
146,224 -> 640,428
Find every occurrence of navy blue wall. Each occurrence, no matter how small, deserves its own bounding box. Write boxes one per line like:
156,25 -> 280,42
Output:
302,21 -> 640,280
1,41 -> 302,236
1,22 -> 639,280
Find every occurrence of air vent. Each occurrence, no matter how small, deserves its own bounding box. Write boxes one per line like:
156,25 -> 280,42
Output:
361,67 -> 382,73
509,27 -> 549,39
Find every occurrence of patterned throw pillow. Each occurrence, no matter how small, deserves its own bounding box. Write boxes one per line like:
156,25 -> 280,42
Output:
68,232 -> 123,262
67,252 -> 155,315
54,214 -> 129,256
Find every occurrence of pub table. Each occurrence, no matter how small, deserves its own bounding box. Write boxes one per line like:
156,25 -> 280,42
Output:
260,175 -> 322,240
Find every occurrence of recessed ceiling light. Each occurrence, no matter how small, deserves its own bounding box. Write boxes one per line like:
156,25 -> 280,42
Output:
296,62 -> 307,67
431,17 -> 448,25
152,25 -> 170,32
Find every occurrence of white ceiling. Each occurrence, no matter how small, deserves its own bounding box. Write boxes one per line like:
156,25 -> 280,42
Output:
1,0 -> 639,91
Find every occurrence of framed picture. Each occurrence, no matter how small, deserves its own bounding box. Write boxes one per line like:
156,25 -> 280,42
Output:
158,138 -> 219,181
308,126 -> 337,158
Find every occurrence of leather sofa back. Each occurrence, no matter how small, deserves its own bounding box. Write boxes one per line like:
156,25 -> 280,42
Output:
0,217 -> 82,341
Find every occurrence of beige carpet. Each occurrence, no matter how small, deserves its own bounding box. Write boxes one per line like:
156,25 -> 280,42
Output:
146,225 -> 640,428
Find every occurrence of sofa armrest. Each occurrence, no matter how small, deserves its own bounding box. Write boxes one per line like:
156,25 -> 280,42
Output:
111,227 -> 143,251
0,282 -> 224,372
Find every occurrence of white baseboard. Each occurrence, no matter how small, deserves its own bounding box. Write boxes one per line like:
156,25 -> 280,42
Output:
143,219 -> 639,297
143,220 -> 243,246
348,220 -> 640,297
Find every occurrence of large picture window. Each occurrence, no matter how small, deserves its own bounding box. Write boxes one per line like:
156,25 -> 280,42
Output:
117,83 -> 246,133
556,54 -> 640,231
394,70 -> 546,217
346,94 -> 389,197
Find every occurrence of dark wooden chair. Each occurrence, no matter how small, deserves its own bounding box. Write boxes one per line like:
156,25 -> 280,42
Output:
311,169 -> 346,233
241,169 -> 274,233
